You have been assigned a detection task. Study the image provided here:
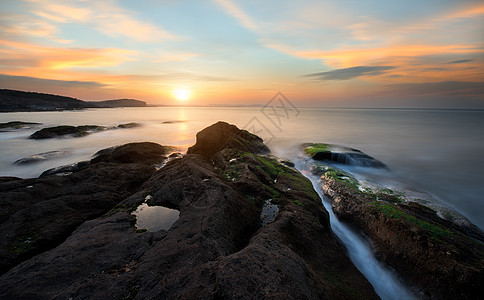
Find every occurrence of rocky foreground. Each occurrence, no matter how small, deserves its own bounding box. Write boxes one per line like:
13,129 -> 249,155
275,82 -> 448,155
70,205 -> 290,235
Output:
302,143 -> 484,300
0,122 -> 378,299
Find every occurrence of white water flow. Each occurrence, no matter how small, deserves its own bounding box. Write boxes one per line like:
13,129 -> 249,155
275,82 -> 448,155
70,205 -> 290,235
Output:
295,162 -> 417,300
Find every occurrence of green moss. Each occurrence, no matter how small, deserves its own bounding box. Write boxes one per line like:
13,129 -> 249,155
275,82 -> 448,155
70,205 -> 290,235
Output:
303,143 -> 331,157
9,234 -> 37,254
281,172 -> 319,199
363,187 -> 404,203
303,143 -> 330,157
323,168 -> 360,191
292,200 -> 304,206
370,202 -> 455,241
136,228 -> 147,233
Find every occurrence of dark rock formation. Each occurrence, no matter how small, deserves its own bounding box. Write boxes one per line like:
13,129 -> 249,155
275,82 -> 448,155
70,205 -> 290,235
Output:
188,121 -> 270,157
29,125 -> 106,139
0,123 -> 378,299
305,152 -> 484,299
91,142 -> 176,165
117,122 -> 141,128
14,151 -> 69,164
0,89 -> 97,112
303,143 -> 387,168
40,161 -> 90,177
0,121 -> 41,131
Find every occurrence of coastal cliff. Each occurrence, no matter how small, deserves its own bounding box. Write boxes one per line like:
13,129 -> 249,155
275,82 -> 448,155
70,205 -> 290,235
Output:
0,122 -> 377,299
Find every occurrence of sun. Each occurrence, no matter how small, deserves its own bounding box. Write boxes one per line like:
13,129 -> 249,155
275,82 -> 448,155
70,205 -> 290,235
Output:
173,88 -> 190,101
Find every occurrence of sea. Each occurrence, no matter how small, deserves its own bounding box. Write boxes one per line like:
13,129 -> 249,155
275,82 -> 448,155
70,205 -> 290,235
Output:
1,107 -> 482,230
1,106 -> 483,299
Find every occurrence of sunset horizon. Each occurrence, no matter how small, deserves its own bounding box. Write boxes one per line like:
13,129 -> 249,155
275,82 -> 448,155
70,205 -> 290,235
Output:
1,0 -> 483,108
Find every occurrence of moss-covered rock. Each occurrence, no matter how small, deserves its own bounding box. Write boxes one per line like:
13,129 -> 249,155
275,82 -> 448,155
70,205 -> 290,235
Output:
302,142 -> 387,168
304,145 -> 484,299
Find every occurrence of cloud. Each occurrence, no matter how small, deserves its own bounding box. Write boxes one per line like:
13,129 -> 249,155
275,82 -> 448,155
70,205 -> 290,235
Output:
304,66 -> 396,80
384,81 -> 484,97
26,0 -> 179,42
0,40 -> 135,71
0,74 -> 105,88
448,59 -> 473,64
212,0 -> 258,31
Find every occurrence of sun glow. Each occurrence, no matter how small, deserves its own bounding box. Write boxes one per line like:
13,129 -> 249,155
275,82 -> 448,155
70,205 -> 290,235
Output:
173,88 -> 190,101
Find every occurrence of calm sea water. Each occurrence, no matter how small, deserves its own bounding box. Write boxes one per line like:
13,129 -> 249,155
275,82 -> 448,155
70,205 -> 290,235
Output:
1,107 -> 483,230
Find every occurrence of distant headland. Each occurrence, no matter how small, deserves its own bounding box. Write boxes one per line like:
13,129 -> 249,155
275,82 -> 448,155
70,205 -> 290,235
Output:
0,89 -> 146,112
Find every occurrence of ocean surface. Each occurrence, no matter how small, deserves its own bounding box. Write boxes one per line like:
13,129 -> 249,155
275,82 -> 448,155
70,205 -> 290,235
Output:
1,107 -> 483,231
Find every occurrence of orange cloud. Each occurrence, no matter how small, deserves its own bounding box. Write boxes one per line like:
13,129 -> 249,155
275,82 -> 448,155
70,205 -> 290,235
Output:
0,40 -> 135,76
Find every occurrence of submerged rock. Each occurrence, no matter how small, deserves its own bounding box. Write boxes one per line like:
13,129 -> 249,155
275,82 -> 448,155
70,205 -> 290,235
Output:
0,122 -> 378,299
303,143 -> 387,168
29,125 -> 106,139
117,122 -> 141,128
303,146 -> 484,299
14,150 -> 69,164
0,121 -> 41,131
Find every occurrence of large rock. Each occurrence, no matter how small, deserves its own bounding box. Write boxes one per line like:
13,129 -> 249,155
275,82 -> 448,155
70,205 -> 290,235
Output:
0,123 -> 378,299
187,121 -> 270,157
0,142 -> 171,275
305,152 -> 484,299
303,143 -> 387,168
91,142 -> 176,165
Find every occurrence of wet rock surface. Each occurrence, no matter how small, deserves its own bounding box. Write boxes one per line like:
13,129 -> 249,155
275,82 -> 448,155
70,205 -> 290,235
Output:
303,143 -> 387,168
14,150 -> 69,164
29,125 -> 106,139
0,123 -> 378,299
303,147 -> 484,299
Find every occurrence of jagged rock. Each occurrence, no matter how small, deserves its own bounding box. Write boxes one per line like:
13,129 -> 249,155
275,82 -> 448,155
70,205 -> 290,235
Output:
0,123 -> 378,299
188,121 -> 270,157
29,125 -> 105,139
303,143 -> 387,168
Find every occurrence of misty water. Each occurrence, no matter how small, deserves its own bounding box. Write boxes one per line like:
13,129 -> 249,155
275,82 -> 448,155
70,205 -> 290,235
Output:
1,107 -> 483,297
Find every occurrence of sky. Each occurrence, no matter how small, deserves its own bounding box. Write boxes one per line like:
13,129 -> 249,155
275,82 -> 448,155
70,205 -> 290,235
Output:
0,0 -> 483,107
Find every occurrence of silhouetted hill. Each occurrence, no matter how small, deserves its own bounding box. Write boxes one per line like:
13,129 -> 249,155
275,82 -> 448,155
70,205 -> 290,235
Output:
0,89 -> 146,112
0,89 -> 98,112
91,99 -> 146,107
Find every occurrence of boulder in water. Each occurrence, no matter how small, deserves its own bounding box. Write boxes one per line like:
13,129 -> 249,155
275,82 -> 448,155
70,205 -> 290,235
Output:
0,121 -> 41,131
302,143 -> 387,168
29,125 -> 106,139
